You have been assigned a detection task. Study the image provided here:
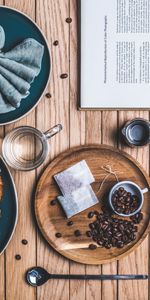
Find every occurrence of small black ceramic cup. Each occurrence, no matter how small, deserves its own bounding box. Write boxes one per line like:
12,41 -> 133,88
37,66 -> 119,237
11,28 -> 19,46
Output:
122,118 -> 150,147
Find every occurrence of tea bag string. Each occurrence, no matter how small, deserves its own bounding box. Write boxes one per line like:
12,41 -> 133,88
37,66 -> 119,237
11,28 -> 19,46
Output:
96,165 -> 119,195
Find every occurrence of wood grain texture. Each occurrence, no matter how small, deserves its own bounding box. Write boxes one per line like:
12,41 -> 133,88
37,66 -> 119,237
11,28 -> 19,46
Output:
36,1 -> 70,300
101,111 -> 118,300
85,112 -> 102,300
118,111 -> 149,300
69,1 -> 86,300
4,1 -> 36,300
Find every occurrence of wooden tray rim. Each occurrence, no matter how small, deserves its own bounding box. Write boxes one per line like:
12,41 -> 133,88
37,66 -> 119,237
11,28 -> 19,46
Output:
35,144 -> 150,265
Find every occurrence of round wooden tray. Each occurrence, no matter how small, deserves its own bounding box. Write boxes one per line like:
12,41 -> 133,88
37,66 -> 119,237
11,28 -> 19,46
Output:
35,145 -> 150,265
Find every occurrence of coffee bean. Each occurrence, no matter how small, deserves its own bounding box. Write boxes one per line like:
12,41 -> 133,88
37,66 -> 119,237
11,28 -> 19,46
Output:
97,240 -> 103,246
60,73 -> 68,79
130,233 -> 136,241
50,199 -> 57,206
107,230 -> 112,237
126,197 -> 131,202
116,207 -> 122,214
122,235 -> 128,243
89,223 -> 95,230
88,211 -> 94,218
22,239 -> 28,245
15,254 -> 21,260
106,243 -> 112,249
123,191 -> 127,197
102,224 -> 108,231
125,208 -> 130,214
89,244 -> 97,250
117,241 -> 124,248
118,224 -> 124,231
67,220 -> 73,226
103,220 -> 109,225
86,231 -> 92,237
74,230 -> 81,237
45,92 -> 51,98
125,229 -> 131,236
66,17 -> 72,23
130,212 -> 143,224
97,213 -> 103,220
55,233 -> 62,238
112,228 -> 118,234
53,40 -> 59,46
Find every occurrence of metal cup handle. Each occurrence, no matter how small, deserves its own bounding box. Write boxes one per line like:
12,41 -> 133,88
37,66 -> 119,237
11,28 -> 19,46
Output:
141,188 -> 148,194
44,124 -> 63,139
122,126 -> 127,136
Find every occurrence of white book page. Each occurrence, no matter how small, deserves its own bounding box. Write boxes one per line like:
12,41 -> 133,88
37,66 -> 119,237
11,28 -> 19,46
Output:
80,0 -> 150,108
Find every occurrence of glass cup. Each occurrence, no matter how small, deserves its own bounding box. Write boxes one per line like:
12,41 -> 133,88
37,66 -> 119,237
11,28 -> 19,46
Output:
122,118 -> 150,147
2,124 -> 62,171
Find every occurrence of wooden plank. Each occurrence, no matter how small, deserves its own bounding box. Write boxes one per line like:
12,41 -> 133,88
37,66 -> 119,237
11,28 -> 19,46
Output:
101,111 -> 118,300
118,111 -> 149,300
69,1 -> 86,299
85,111 -> 102,300
0,251 -> 5,300
36,1 -> 70,299
4,1 -> 36,300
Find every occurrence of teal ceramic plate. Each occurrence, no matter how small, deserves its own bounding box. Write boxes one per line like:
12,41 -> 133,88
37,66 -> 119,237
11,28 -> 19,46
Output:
0,6 -> 51,125
0,156 -> 18,254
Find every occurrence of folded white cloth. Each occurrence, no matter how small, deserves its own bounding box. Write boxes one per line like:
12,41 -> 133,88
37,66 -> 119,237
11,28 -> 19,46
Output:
0,26 -> 44,113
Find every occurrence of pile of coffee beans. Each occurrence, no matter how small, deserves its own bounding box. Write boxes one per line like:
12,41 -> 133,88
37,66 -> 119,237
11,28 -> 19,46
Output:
87,211 -> 142,249
130,212 -> 143,224
112,187 -> 139,215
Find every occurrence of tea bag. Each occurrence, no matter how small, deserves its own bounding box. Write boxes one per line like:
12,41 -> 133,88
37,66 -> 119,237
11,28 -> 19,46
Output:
54,160 -> 94,196
57,185 -> 98,218
54,160 -> 98,218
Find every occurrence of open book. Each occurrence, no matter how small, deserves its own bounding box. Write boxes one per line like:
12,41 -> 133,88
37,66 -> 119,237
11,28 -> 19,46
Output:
80,0 -> 150,109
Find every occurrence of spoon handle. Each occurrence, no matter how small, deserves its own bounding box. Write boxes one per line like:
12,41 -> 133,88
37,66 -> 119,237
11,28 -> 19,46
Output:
50,274 -> 148,280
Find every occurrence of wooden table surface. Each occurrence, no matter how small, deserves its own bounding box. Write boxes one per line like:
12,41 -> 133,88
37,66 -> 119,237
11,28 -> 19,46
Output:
0,1 -> 149,300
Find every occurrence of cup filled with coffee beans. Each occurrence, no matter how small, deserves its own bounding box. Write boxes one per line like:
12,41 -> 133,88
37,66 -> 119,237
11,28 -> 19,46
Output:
109,181 -> 148,217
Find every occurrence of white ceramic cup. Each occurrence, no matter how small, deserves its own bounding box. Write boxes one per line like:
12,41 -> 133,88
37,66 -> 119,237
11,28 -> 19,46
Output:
109,181 -> 148,217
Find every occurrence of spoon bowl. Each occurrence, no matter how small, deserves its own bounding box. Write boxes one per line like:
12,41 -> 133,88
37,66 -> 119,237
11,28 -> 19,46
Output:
26,267 -> 50,286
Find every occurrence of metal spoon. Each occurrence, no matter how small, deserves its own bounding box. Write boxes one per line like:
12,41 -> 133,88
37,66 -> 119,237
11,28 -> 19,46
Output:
26,267 -> 149,287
